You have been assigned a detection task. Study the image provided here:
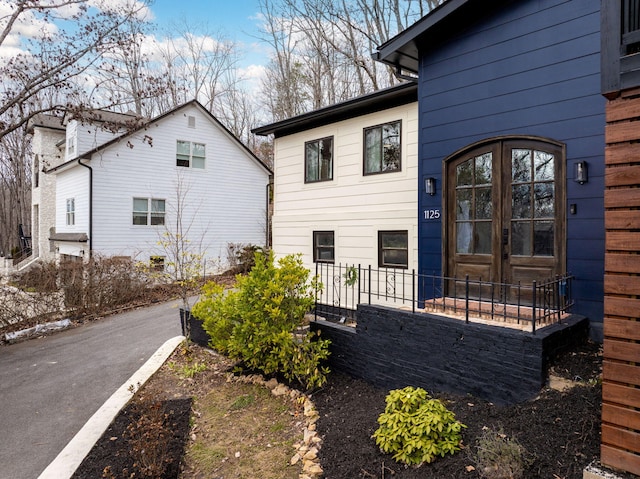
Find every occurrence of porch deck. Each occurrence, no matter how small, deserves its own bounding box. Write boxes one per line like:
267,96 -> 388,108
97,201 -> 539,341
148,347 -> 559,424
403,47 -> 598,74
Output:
314,263 -> 574,334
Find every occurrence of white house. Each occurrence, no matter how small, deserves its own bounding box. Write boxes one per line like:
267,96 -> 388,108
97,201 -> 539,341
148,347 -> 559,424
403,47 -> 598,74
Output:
253,82 -> 418,275
32,100 -> 272,270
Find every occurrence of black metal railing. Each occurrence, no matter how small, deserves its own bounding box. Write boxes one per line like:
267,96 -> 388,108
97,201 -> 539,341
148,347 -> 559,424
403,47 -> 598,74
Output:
622,0 -> 640,54
314,262 -> 574,334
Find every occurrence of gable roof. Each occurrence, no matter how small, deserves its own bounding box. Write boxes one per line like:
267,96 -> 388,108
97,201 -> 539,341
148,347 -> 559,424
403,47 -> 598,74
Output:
252,82 -> 418,138
373,0 -> 507,74
65,108 -> 140,125
46,100 -> 272,175
27,113 -> 66,133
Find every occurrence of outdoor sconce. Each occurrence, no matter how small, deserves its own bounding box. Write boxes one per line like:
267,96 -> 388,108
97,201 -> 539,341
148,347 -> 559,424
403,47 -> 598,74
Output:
575,161 -> 588,184
425,177 -> 436,196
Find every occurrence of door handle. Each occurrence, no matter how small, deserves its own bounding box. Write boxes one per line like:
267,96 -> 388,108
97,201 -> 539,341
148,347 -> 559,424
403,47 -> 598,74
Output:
502,228 -> 509,259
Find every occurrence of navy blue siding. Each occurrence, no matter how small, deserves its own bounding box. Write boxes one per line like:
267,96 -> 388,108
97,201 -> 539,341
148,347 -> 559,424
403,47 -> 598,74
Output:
417,0 -> 605,337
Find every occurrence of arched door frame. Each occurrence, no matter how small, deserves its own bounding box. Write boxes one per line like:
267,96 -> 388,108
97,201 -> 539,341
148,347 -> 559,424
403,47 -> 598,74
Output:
442,135 -> 566,289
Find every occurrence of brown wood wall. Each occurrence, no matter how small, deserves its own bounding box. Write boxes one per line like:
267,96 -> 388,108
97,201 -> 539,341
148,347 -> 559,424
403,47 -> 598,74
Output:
603,88 -> 640,477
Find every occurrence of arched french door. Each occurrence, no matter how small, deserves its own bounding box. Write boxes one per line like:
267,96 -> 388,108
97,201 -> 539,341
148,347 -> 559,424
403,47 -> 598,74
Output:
444,137 -> 565,295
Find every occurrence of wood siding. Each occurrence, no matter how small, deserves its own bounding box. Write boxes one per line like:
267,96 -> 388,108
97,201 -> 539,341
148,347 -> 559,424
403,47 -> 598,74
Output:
417,0 -> 605,333
271,103 -> 418,272
602,90 -> 640,477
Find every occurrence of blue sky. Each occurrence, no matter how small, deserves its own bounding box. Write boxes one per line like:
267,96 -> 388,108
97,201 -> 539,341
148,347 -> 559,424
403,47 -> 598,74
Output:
148,0 -> 267,67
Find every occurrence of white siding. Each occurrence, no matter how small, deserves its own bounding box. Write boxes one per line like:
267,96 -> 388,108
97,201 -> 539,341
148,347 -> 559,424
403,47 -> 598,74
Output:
272,102 -> 419,272
67,119 -> 123,161
87,104 -> 270,268
54,167 -> 90,257
56,167 -> 90,235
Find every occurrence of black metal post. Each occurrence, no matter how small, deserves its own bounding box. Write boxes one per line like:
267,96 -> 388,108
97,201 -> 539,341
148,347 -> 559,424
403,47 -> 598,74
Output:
465,275 -> 470,323
532,280 -> 537,334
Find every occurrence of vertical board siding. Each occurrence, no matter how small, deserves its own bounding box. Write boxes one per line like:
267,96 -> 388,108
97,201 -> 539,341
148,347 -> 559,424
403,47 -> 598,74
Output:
271,103 -> 418,272
89,104 -> 270,267
417,0 -> 604,331
602,89 -> 640,476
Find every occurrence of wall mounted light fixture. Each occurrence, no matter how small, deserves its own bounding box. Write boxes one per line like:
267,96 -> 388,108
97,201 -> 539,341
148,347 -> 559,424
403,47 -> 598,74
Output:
425,177 -> 436,196
575,161 -> 588,184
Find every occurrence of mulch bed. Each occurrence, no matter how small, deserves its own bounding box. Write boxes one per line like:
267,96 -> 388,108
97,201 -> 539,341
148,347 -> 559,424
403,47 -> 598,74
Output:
66,338 -> 635,479
72,398 -> 192,479
310,340 -> 635,479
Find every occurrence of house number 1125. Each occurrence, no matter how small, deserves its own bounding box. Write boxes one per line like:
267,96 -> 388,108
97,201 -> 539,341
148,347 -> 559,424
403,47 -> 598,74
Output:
423,209 -> 441,220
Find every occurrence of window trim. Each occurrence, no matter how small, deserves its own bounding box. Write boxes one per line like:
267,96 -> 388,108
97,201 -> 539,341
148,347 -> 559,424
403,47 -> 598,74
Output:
304,136 -> 334,183
66,198 -> 75,226
378,230 -> 408,269
363,120 -> 402,176
132,197 -> 166,226
176,140 -> 206,169
313,230 -> 335,263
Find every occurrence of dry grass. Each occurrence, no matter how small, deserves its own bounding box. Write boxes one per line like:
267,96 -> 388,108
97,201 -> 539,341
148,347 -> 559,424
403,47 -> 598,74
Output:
183,382 -> 301,478
139,343 -> 305,479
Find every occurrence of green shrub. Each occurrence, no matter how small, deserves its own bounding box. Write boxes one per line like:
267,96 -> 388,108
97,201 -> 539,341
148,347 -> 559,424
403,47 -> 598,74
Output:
192,251 -> 330,390
373,386 -> 466,465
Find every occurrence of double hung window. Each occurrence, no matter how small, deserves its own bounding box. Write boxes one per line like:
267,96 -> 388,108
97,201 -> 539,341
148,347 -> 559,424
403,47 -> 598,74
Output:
313,231 -> 335,263
177,140 -> 205,169
66,198 -> 75,226
378,230 -> 408,268
133,198 -> 165,225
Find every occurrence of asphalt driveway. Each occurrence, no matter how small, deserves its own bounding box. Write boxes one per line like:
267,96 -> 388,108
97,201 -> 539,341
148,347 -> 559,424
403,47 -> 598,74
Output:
0,300 -> 184,479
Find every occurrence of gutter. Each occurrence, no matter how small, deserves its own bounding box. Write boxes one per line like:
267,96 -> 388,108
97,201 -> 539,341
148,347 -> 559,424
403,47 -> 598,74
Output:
77,158 -> 93,257
266,177 -> 273,248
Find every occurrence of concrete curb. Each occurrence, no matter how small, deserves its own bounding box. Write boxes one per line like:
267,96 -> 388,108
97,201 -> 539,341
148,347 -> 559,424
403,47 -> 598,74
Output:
37,335 -> 186,479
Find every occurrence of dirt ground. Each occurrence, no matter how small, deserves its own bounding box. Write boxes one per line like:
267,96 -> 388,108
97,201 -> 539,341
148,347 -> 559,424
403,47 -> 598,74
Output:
70,337 -> 639,479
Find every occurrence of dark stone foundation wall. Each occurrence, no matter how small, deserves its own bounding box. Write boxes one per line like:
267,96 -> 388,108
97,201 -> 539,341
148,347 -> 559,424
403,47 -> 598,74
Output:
311,304 -> 588,405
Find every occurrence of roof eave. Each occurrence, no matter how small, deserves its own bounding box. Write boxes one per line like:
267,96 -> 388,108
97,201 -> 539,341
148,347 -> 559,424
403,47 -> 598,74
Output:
252,82 -> 418,138
373,0 -> 476,73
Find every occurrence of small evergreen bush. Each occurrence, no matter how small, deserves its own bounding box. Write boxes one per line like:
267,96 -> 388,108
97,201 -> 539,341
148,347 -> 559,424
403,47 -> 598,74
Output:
192,251 -> 330,390
373,386 -> 466,465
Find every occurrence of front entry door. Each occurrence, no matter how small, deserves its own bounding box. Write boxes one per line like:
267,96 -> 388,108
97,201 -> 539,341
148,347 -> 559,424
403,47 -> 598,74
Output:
446,138 -> 565,296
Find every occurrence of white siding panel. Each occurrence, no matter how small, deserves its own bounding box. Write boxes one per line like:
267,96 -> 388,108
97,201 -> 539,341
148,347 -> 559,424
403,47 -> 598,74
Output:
85,104 -> 269,268
55,167 -> 89,235
272,102 -> 419,273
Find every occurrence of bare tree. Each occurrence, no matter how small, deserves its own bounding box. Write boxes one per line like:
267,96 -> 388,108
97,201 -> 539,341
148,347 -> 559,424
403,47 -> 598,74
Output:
0,0 -> 156,140
256,0 -> 445,119
0,0 -> 160,261
258,0 -> 311,121
0,127 -> 31,256
93,16 -> 171,118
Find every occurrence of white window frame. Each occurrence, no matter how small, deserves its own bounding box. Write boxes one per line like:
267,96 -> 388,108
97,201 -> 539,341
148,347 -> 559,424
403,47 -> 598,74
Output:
66,198 -> 75,226
132,198 -> 165,226
176,140 -> 205,169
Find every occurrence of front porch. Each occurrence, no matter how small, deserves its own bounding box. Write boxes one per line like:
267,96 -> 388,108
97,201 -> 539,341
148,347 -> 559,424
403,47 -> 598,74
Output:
314,262 -> 575,334
311,262 -> 586,404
